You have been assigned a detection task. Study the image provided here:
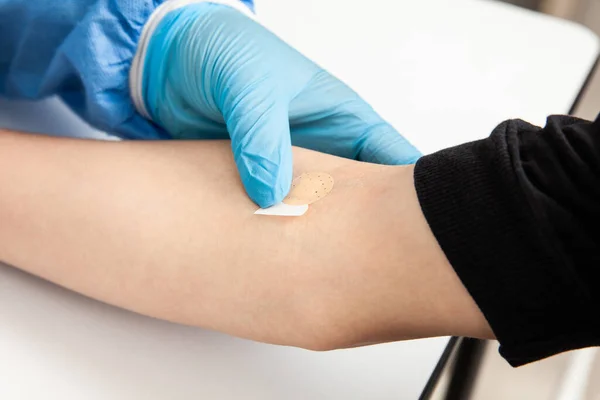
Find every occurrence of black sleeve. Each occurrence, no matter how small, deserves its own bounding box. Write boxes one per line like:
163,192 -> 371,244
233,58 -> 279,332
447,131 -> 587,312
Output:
414,114 -> 600,366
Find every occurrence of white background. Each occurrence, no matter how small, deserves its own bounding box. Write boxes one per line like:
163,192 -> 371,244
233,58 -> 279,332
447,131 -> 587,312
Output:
0,0 -> 598,398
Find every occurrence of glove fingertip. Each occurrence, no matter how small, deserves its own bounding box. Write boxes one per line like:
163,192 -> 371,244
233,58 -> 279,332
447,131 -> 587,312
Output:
246,178 -> 290,209
358,124 -> 423,165
237,153 -> 293,209
401,145 -> 424,165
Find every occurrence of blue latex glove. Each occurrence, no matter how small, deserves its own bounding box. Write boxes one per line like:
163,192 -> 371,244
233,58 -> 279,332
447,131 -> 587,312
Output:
0,0 -> 165,138
142,3 -> 421,208
0,0 -> 250,138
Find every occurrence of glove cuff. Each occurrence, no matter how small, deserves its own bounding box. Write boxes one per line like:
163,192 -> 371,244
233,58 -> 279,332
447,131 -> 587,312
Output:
130,0 -> 256,120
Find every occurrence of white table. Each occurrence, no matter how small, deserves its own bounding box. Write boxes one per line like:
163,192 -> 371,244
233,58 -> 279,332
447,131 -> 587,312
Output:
0,1 -> 597,399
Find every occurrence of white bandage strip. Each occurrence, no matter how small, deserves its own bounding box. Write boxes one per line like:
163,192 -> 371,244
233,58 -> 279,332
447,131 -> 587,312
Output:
129,0 -> 256,120
254,203 -> 309,217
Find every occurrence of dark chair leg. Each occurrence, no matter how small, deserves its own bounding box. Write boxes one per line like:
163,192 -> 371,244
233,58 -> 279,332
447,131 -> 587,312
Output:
444,338 -> 487,400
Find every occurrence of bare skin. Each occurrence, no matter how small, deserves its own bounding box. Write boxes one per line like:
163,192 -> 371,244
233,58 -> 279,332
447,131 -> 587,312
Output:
0,130 -> 494,350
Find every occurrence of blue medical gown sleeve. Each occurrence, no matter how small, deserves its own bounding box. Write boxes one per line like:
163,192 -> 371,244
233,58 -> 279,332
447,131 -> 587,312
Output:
0,0 -> 254,139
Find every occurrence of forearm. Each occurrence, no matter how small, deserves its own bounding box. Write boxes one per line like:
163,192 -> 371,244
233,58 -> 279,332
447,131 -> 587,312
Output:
0,131 -> 491,349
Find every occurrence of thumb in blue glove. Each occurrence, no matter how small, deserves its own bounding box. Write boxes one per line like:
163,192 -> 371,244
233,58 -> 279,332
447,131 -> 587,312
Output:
140,2 -> 421,208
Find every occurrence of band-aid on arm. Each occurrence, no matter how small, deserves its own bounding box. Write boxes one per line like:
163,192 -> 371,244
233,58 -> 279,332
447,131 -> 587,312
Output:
255,172 -> 334,216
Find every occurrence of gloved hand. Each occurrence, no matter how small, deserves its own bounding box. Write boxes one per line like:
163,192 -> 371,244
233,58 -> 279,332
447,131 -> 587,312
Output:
141,2 -> 421,208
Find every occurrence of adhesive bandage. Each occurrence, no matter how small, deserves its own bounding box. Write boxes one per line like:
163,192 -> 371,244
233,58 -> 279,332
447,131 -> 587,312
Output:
255,172 -> 334,217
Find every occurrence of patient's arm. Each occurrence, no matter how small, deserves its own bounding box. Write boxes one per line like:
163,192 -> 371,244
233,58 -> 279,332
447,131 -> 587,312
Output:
0,130 -> 493,349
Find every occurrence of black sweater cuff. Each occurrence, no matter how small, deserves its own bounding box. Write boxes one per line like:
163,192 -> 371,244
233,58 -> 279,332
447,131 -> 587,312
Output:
413,119 -> 597,366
